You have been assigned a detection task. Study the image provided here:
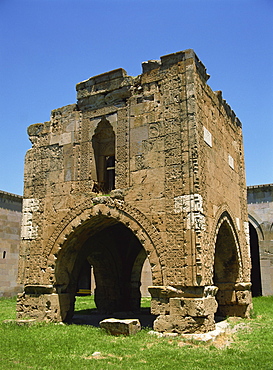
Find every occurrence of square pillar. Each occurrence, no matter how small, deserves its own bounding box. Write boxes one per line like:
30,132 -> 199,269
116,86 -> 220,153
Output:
149,285 -> 218,334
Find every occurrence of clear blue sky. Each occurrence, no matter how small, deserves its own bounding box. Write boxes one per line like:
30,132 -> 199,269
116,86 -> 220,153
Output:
0,0 -> 272,195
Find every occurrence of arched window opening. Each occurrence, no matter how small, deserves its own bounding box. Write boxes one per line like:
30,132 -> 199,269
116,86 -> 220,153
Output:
92,117 -> 115,193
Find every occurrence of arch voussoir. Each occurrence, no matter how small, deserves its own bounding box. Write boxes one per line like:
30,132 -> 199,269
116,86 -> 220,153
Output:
45,198 -> 164,286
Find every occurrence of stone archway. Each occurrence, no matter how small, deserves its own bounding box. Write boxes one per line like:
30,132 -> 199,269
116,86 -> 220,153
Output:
213,212 -> 243,317
44,197 -> 164,322
57,219 -> 148,321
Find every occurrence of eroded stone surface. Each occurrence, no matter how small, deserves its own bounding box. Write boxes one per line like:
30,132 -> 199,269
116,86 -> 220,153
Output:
99,318 -> 141,335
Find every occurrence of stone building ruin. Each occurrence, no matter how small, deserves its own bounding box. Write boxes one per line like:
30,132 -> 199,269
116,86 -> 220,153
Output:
0,191 -> 23,297
17,49 -> 252,333
248,184 -> 273,296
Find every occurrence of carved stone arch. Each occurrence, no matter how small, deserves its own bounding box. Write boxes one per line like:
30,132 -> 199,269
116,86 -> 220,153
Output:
212,204 -> 240,239
44,197 -> 164,289
248,212 -> 264,241
211,205 -> 243,278
211,207 -> 248,317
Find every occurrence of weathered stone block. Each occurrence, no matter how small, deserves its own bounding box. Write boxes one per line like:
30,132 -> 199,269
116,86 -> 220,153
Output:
169,297 -> 217,317
153,314 -> 215,334
216,290 -> 237,306
218,303 -> 253,318
16,293 -> 71,322
236,290 -> 252,305
99,318 -> 141,336
150,298 -> 170,315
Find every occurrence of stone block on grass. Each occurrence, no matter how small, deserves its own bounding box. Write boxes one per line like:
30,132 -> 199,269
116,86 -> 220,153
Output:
99,318 -> 141,336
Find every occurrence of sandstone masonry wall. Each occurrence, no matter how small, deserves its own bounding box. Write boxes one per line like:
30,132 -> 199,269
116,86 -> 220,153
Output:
0,191 -> 23,297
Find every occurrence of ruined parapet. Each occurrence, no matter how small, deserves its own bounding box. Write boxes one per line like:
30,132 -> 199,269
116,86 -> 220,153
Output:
17,49 -> 252,332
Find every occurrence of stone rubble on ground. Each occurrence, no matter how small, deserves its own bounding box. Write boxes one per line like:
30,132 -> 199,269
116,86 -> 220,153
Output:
99,318 -> 141,336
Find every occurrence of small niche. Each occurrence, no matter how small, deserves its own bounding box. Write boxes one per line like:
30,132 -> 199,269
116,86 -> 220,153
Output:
3,251 -> 6,259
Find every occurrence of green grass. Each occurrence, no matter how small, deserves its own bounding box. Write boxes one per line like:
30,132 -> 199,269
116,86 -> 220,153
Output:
1,296 -> 273,369
74,294 -> 97,312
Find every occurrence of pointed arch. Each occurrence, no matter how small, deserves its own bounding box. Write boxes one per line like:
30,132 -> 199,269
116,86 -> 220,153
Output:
92,116 -> 116,193
212,206 -> 243,282
248,212 -> 264,242
212,208 -> 245,317
213,213 -> 241,284
41,197 -> 165,321
44,197 -> 165,288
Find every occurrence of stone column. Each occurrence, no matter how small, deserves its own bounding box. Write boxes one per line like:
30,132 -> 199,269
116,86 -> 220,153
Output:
148,285 -> 218,334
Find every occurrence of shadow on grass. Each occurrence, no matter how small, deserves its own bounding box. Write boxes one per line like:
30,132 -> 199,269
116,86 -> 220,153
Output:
72,307 -> 157,328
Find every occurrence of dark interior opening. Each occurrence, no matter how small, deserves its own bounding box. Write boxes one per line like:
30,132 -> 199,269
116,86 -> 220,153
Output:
249,222 -> 262,296
92,117 -> 115,193
57,218 -> 156,327
213,217 -> 239,317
